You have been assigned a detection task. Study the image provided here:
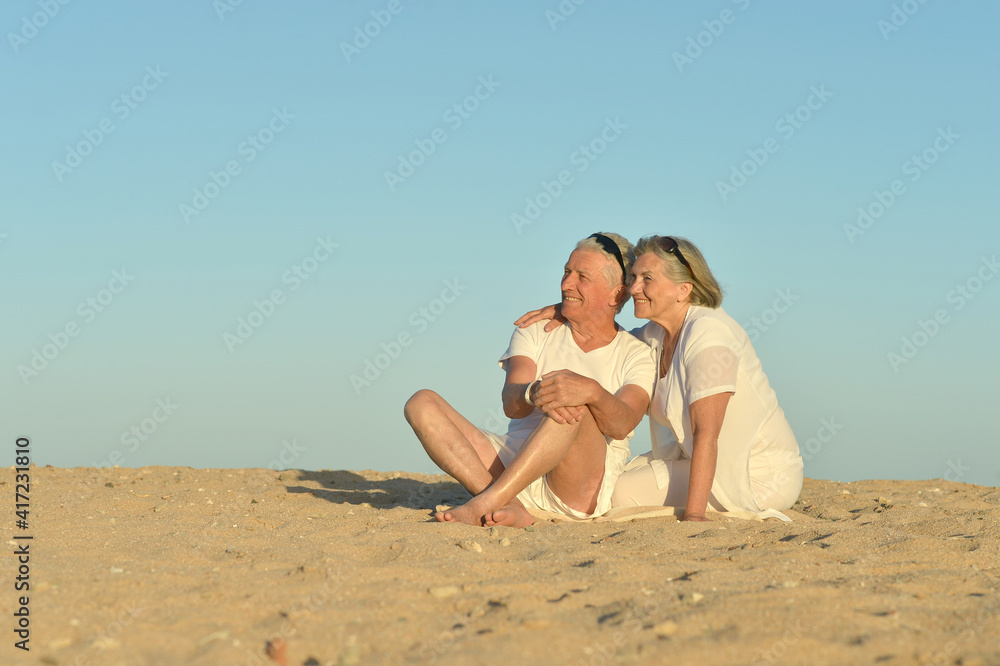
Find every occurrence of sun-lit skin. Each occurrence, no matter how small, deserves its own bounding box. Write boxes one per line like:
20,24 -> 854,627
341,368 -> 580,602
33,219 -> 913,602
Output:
628,252 -> 691,330
560,249 -> 625,331
403,245 -> 649,528
628,251 -> 722,522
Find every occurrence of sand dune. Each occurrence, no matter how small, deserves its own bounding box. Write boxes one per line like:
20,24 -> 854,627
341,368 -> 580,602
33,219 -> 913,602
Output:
5,466 -> 998,665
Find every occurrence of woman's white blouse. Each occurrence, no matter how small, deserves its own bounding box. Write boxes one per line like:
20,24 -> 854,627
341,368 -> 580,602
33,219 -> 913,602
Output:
632,305 -> 802,519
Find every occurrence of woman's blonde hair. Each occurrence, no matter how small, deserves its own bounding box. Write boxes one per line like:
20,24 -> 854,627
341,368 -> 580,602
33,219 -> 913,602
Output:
634,235 -> 723,308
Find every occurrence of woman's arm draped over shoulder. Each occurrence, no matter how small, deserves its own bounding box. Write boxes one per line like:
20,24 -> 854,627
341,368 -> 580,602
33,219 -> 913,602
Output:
514,304 -> 565,332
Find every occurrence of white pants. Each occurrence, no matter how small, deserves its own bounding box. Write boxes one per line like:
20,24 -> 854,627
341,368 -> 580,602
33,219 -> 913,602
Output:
610,452 -> 802,512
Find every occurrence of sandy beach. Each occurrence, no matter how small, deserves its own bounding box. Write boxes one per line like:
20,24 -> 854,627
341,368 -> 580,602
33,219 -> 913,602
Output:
4,466 -> 998,666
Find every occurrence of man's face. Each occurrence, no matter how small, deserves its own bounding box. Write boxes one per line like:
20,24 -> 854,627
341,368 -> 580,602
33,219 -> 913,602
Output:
560,249 -> 620,320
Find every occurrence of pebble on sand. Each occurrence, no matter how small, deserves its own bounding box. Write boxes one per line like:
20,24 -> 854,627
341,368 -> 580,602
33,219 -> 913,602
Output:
460,540 -> 483,553
429,586 -> 460,599
653,620 -> 679,637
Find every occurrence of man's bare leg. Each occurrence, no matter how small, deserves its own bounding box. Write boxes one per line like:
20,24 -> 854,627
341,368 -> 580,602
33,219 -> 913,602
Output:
447,410 -> 607,527
403,389 -> 505,522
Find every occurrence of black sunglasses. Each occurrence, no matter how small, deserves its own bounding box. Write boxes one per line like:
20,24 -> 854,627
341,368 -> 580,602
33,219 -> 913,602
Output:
588,233 -> 626,282
656,236 -> 692,274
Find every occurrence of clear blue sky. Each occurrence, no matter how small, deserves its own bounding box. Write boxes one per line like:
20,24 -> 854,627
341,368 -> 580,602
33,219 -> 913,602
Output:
2,1 -> 998,486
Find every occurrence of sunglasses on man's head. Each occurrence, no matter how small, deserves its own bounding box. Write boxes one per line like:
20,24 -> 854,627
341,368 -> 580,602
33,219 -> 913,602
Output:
656,236 -> 692,274
588,233 -> 626,283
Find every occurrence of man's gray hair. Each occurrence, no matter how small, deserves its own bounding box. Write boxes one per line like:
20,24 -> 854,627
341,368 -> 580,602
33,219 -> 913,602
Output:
575,232 -> 635,313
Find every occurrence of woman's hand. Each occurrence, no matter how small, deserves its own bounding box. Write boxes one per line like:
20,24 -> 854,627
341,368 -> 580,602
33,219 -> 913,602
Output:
514,304 -> 566,332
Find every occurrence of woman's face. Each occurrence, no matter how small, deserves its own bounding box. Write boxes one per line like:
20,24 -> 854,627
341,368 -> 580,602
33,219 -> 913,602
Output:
629,252 -> 689,322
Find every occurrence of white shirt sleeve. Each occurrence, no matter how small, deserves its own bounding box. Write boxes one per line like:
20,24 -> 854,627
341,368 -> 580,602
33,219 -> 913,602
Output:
682,319 -> 739,404
498,322 -> 541,369
619,339 -> 656,399
685,345 -> 738,403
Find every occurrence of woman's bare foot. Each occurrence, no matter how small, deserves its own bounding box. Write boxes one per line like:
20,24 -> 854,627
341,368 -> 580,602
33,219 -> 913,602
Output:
484,500 -> 535,527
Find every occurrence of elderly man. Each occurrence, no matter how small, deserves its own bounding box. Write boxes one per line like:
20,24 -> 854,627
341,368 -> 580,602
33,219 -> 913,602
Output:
403,233 -> 655,527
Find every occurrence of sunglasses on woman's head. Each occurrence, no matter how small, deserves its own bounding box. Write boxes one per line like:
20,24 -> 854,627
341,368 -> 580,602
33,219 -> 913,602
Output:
657,236 -> 692,274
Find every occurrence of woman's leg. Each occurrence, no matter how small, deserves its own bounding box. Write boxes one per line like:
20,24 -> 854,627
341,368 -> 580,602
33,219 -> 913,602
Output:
610,455 -> 692,508
750,463 -> 804,510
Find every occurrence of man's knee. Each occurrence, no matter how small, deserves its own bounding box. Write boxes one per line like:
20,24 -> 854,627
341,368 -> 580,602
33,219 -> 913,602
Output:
403,389 -> 441,424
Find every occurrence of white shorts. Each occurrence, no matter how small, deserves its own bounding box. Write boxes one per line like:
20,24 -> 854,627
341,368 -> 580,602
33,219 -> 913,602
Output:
480,429 -> 625,520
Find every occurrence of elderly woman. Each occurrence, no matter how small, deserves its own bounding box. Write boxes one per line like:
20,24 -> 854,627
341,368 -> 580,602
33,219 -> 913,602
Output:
517,236 -> 802,521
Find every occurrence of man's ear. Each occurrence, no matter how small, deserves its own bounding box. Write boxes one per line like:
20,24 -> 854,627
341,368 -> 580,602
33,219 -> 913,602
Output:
612,283 -> 628,307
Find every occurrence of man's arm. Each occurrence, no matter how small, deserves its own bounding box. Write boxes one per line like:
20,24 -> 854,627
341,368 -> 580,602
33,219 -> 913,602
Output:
501,355 -> 538,420
532,370 -> 649,440
502,357 -> 587,423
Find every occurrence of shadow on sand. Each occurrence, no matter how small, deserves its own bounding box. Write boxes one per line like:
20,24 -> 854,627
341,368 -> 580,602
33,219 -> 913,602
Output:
283,470 -> 468,511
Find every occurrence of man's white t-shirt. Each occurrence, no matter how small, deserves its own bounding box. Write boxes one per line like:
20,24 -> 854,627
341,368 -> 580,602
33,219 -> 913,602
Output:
498,321 -> 656,461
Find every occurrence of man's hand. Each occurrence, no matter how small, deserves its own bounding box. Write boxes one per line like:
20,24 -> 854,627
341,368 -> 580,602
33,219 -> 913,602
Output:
526,375 -> 589,424
533,370 -> 598,416
545,404 -> 587,425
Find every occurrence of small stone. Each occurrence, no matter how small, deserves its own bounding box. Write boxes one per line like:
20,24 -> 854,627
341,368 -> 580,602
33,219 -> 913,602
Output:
339,643 -> 361,666
251,499 -> 258,504
521,619 -> 551,630
524,525 -> 538,532
197,630 -> 229,646
109,567 -> 124,574
499,538 -> 511,547
104,482 -> 114,488
653,620 -> 679,637
91,637 -> 120,650
460,540 -> 483,553
429,586 -> 459,599
488,527 -> 499,537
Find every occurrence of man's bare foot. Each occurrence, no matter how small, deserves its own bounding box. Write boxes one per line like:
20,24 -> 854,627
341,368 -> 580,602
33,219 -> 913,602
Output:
434,500 -> 487,526
484,500 -> 534,528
